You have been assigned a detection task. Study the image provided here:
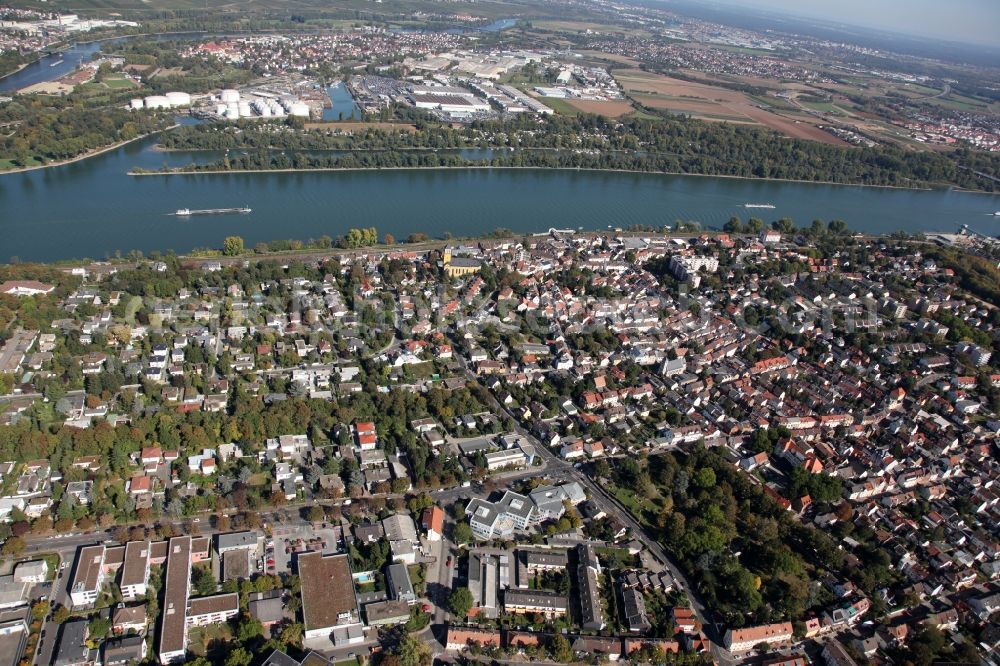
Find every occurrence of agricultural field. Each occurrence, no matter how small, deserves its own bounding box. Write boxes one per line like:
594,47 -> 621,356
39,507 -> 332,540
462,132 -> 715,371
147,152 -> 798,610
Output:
613,68 -> 846,144
563,98 -> 636,117
531,19 -> 649,36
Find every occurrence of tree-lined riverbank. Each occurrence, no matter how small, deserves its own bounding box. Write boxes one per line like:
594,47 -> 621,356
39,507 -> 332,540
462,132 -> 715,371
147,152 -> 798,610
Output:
155,111 -> 1000,191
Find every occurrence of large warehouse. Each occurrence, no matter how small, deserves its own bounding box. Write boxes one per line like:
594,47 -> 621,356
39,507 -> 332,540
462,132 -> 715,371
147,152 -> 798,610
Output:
409,92 -> 491,113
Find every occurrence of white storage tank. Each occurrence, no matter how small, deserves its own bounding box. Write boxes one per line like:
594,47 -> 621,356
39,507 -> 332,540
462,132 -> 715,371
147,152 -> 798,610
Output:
289,101 -> 310,117
129,98 -> 143,110
216,103 -> 228,116
258,106 -> 271,117
144,95 -> 171,109
165,91 -> 191,107
220,89 -> 240,103
238,102 -> 252,117
226,102 -> 240,118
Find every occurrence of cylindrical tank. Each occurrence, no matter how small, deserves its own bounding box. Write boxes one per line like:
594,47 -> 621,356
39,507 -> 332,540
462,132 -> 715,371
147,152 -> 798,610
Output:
216,103 -> 227,116
238,102 -> 252,117
220,89 -> 240,103
165,91 -> 191,107
129,98 -> 143,110
143,95 -> 170,109
226,102 -> 240,118
290,101 -> 310,117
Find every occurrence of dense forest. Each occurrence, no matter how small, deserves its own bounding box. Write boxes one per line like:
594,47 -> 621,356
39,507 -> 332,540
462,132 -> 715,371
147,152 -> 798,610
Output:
0,97 -> 170,166
157,110 -> 1000,190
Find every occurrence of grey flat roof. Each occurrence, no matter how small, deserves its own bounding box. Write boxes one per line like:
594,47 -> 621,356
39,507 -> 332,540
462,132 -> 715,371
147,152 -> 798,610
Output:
504,589 -> 568,610
386,563 -> 414,600
216,531 -> 258,551
53,620 -> 90,666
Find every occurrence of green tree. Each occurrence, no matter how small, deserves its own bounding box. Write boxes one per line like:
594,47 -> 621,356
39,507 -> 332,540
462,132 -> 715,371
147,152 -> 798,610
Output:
306,505 -> 324,523
223,236 -> 245,256
53,605 -> 70,624
31,600 -> 49,622
393,634 -> 431,666
0,536 -> 24,556
551,634 -> 574,663
448,587 -> 473,617
452,521 -> 473,545
236,614 -> 263,642
88,616 -> 112,638
279,622 -> 303,648
225,647 -> 253,666
192,567 -> 217,596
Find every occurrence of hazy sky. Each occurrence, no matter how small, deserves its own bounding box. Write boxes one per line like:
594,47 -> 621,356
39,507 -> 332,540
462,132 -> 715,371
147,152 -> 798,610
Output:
722,0 -> 1000,46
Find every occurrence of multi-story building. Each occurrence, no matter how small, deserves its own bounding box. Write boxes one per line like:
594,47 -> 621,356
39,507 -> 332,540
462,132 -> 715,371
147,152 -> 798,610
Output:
119,541 -> 150,601
69,545 -> 106,609
724,622 -> 794,652
158,536 -> 192,664
466,491 -> 536,540
187,594 -> 239,627
386,564 -> 416,605
577,544 -> 605,631
503,590 -> 568,618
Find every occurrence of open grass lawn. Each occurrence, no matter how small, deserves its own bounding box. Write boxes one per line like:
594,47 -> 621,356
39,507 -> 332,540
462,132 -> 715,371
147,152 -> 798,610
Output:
188,623 -> 234,657
528,96 -> 581,116
800,101 -> 846,115
611,485 -> 650,524
0,157 -> 43,169
102,77 -> 138,89
927,96 -> 989,112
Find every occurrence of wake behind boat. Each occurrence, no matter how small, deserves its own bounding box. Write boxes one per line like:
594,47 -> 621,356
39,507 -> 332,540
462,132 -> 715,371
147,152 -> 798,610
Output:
174,207 -> 251,216
745,203 -> 776,209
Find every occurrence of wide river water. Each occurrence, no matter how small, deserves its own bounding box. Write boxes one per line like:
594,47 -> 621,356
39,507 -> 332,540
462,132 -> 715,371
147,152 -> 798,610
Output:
2,131 -> 999,262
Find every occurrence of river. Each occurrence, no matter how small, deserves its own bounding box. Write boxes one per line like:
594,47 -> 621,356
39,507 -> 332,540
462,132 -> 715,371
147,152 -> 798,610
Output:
2,129 -> 998,262
0,33 -> 229,92
322,82 -> 361,121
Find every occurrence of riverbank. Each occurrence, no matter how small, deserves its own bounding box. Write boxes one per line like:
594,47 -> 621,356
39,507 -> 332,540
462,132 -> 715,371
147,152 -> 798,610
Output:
129,163 -> 943,192
0,61 -> 32,83
0,125 -> 177,175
